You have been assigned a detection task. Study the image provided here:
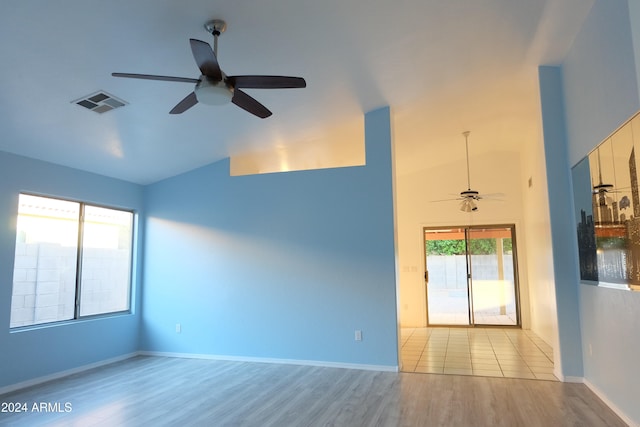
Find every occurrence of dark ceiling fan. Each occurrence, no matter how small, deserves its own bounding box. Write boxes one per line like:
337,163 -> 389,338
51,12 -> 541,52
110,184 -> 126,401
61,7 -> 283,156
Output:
112,19 -> 306,118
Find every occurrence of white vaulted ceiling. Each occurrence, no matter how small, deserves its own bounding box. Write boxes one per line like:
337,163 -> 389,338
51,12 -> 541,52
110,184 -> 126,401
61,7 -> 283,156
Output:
0,1 -> 594,184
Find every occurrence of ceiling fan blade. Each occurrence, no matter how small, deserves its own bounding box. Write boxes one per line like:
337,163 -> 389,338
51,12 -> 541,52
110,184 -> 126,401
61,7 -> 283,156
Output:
592,186 -> 630,194
476,193 -> 505,201
227,76 -> 306,89
430,198 -> 463,202
169,92 -> 198,114
112,73 -> 199,84
189,39 -> 222,81
232,89 -> 272,118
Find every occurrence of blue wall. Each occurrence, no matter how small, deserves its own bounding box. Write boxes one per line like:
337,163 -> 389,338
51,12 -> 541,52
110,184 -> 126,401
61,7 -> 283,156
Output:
563,0 -> 640,166
0,107 -> 398,391
140,107 -> 399,368
538,66 -> 583,378
0,152 -> 144,388
543,0 -> 640,423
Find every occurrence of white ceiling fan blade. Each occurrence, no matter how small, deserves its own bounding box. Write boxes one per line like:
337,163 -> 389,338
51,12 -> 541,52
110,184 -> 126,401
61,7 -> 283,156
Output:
477,194 -> 505,201
430,197 -> 464,203
479,192 -> 505,198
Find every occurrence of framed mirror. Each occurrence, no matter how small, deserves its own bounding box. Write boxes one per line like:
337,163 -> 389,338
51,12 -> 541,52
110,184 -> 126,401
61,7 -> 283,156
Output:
572,110 -> 640,291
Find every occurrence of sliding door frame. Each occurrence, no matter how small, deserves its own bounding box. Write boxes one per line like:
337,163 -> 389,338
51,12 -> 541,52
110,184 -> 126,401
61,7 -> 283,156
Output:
423,223 -> 522,328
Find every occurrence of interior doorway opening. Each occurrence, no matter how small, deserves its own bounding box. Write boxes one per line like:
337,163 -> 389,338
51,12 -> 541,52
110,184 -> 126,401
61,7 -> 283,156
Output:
424,225 -> 521,327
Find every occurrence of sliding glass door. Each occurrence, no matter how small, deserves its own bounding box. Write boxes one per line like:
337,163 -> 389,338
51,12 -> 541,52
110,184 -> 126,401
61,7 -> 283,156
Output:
425,228 -> 470,325
467,227 -> 518,325
424,225 -> 520,327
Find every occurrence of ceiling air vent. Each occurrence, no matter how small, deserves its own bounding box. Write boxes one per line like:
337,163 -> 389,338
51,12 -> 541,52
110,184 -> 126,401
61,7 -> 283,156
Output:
72,91 -> 127,113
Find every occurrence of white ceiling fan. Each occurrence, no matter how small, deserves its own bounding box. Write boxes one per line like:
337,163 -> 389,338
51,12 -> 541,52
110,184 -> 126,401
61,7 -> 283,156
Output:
432,131 -> 504,212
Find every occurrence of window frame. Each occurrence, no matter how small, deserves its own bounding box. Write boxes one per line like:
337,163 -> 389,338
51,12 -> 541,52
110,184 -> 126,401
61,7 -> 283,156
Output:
9,192 -> 136,329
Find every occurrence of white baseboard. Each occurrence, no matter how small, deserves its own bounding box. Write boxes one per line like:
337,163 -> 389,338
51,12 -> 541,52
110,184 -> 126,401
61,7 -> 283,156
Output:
552,365 -> 583,383
563,375 -> 584,383
138,350 -> 399,373
0,352 -> 139,396
583,379 -> 638,427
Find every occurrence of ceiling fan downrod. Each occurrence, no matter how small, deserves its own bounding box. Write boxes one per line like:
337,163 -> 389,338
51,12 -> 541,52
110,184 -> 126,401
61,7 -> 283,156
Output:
463,131 -> 472,191
204,19 -> 227,58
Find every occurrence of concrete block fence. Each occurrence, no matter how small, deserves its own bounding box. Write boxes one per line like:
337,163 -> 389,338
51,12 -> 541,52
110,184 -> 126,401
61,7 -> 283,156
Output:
10,243 -> 130,327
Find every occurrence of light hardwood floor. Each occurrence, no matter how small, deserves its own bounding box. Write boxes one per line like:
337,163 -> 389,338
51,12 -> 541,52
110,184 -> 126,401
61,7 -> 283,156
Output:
0,356 -> 626,427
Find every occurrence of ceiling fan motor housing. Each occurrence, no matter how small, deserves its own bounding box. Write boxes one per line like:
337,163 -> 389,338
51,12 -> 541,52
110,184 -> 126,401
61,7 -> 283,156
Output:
460,189 -> 480,199
593,183 -> 614,192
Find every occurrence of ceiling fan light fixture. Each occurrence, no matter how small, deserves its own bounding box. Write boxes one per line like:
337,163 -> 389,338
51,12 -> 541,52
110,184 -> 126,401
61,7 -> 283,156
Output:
460,199 -> 477,212
195,79 -> 232,105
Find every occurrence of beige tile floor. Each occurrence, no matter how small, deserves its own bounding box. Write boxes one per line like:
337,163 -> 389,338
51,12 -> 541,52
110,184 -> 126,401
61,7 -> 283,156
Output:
400,327 -> 557,381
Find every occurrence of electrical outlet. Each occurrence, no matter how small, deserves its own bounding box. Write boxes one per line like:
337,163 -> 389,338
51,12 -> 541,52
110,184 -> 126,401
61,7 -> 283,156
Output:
176,323 -> 181,333
355,330 -> 362,341
588,343 -> 592,356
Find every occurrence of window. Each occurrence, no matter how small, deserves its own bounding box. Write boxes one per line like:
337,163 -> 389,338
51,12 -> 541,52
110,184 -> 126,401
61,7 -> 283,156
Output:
10,194 -> 134,328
